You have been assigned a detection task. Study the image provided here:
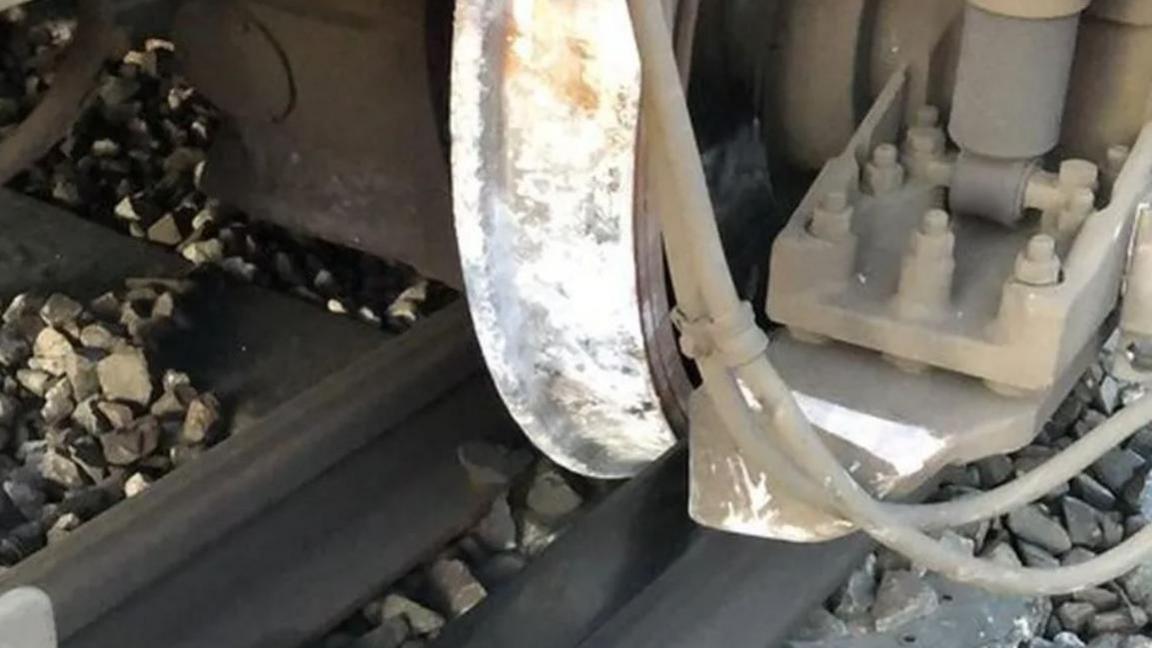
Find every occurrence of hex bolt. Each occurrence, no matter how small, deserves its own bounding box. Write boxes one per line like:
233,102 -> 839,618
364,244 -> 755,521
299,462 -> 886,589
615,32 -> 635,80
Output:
1055,187 -> 1096,238
865,143 -> 905,195
1058,159 -> 1099,190
1108,145 -> 1131,170
914,105 -> 940,128
895,209 -> 955,318
1106,145 -> 1131,184
910,208 -> 955,258
1129,338 -> 1152,372
874,143 -> 899,166
921,208 -> 950,236
908,131 -> 941,155
809,191 -> 854,241
1013,234 -> 1061,286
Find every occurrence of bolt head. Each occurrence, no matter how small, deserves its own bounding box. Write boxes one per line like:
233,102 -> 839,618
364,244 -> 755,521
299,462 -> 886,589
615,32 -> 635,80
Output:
914,105 -> 940,128
1015,234 -> 1061,286
821,191 -> 849,213
873,143 -> 899,167
921,209 -> 950,236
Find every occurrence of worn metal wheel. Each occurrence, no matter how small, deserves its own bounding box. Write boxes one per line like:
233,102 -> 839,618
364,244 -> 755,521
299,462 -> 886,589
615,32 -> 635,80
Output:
450,0 -> 702,478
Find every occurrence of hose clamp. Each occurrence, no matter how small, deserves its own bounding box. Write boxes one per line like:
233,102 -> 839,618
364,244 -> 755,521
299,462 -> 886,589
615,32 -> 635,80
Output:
671,302 -> 769,368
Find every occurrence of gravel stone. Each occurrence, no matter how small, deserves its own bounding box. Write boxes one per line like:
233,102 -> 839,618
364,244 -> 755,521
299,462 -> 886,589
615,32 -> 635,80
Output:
349,618 -> 408,648
1093,449 -> 1146,493
181,393 -> 219,444
1069,468 -> 1115,509
180,239 -> 224,265
78,323 -> 117,350
1088,634 -> 1126,648
96,350 -> 152,405
146,214 -> 182,245
1100,512 -> 1125,549
1124,637 -> 1152,648
1073,587 -> 1121,610
123,473 -> 151,498
32,327 -> 73,373
1053,633 -> 1088,648
1122,466 -> 1152,517
38,294 -> 82,328
473,495 -> 516,552
38,451 -> 83,490
67,353 -> 101,402
380,594 -> 444,637
1128,427 -> 1152,460
46,512 -> 80,545
871,569 -> 939,633
97,401 -> 134,429
1088,607 -> 1148,635
474,552 -> 526,588
0,393 -> 18,427
1016,540 -> 1061,568
525,464 -> 583,520
1061,547 -> 1098,566
984,540 -> 1024,567
518,512 -> 558,556
833,554 -> 877,620
1008,506 -> 1073,554
150,390 -> 185,418
1121,563 -> 1152,605
1095,375 -> 1122,415
99,418 -> 160,466
40,378 -> 73,426
457,443 -> 532,487
1057,601 -> 1096,634
791,607 -> 850,641
16,369 -> 49,397
1063,497 -> 1104,547
427,558 -> 487,618
0,331 -> 31,368
1126,515 -> 1148,538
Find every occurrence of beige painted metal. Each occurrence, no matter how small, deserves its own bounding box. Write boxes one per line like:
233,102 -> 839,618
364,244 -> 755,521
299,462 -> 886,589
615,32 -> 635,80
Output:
766,66 -> 1152,393
772,0 -> 1152,175
968,0 -> 1090,18
1061,12 -> 1152,163
869,0 -> 964,116
689,327 -> 1088,541
697,66 -> 1152,539
1091,0 -> 1152,25
760,0 -> 868,170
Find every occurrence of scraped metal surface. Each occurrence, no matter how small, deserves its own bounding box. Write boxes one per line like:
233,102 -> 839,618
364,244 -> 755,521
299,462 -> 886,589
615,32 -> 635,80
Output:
450,0 -> 676,478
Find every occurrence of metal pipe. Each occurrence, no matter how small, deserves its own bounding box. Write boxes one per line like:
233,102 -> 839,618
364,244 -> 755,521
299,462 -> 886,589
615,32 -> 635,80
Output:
949,3 -> 1083,159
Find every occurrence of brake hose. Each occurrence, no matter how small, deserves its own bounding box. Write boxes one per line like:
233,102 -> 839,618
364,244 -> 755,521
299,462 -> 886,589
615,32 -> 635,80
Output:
629,0 -> 1152,595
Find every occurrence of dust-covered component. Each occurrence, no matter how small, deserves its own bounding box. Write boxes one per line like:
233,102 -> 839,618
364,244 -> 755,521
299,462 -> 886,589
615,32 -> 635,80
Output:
450,0 -> 678,478
949,3 -> 1083,160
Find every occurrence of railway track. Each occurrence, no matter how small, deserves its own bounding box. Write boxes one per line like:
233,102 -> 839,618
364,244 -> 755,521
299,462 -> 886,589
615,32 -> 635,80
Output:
0,189 -> 868,647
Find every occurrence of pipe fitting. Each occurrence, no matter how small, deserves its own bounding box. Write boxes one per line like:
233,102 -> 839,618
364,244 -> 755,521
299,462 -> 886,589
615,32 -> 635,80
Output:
894,209 -> 956,319
949,5 -> 1081,160
1014,234 -> 1062,286
950,152 -> 1037,225
865,143 -> 905,195
809,191 -> 854,241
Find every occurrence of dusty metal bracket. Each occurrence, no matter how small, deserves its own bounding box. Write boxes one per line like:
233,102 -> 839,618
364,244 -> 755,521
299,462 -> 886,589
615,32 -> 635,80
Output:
450,0 -> 677,478
691,66 -> 1152,540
